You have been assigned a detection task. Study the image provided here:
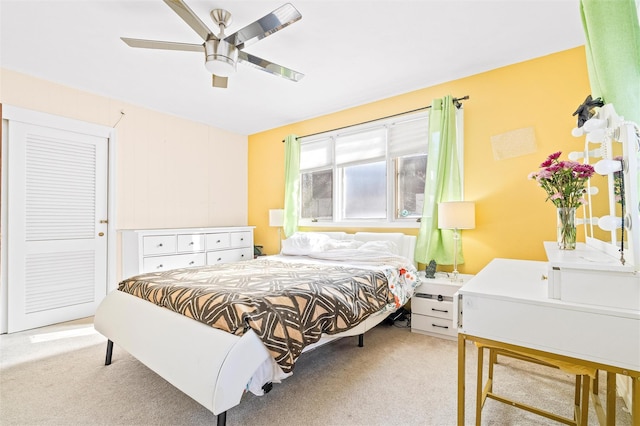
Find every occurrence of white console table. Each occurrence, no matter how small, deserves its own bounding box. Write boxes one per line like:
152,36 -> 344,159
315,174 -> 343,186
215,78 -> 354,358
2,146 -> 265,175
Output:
456,258 -> 640,425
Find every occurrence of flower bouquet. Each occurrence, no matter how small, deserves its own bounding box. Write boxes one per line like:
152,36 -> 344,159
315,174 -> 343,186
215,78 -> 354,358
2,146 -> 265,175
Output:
528,151 -> 595,249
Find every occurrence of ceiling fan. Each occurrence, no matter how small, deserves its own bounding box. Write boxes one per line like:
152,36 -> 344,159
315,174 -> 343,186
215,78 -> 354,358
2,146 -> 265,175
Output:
121,0 -> 304,88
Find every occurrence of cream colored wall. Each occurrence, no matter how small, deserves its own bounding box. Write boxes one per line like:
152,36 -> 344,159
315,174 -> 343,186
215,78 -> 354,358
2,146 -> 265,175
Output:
1,68 -> 248,280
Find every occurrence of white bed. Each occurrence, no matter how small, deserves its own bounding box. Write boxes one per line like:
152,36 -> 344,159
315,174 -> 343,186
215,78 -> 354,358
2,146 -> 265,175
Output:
94,232 -> 417,426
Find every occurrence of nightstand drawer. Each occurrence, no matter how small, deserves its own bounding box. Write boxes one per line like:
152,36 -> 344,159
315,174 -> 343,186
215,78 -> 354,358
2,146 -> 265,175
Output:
411,314 -> 457,338
411,296 -> 453,320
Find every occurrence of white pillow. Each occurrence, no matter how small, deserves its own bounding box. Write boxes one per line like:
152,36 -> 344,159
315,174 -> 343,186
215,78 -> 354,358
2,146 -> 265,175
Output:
358,240 -> 398,254
354,232 -> 404,255
323,239 -> 364,250
281,232 -> 331,255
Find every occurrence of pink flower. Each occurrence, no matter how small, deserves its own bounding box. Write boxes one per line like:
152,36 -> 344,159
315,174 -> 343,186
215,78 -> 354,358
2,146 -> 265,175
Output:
548,151 -> 562,160
550,193 -> 563,200
529,151 -> 594,209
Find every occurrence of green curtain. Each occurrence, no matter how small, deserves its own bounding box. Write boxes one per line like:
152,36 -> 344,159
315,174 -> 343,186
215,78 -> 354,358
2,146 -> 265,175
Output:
414,95 -> 463,265
580,0 -> 640,124
283,134 -> 300,237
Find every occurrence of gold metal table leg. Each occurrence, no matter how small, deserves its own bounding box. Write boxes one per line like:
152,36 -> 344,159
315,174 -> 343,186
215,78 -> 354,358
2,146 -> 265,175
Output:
476,345 -> 484,426
606,372 -> 615,426
632,375 -> 639,426
457,334 -> 466,426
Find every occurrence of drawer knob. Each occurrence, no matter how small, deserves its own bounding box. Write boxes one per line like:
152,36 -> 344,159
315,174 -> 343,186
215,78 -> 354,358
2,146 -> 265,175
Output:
241,254 -> 244,258
240,237 -> 244,241
157,264 -> 163,269
189,242 -> 194,246
158,243 -> 163,247
189,261 -> 195,265
216,240 -> 221,243
217,257 -> 222,261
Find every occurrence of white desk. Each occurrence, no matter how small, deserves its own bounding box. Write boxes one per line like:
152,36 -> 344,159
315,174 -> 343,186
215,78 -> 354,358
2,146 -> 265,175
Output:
457,258 -> 640,425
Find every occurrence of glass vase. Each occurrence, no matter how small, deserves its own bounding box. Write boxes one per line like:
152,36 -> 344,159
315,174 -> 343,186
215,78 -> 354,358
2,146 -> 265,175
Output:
556,207 -> 577,250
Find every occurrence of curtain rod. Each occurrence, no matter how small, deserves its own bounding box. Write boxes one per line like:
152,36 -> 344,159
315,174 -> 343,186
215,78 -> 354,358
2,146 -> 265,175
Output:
282,95 -> 469,142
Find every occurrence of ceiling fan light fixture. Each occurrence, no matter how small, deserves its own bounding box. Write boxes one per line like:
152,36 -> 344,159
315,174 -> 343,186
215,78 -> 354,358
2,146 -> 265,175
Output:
204,39 -> 238,77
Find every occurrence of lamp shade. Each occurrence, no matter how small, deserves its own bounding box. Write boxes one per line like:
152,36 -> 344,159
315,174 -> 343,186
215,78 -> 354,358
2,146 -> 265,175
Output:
438,201 -> 476,230
269,209 -> 284,227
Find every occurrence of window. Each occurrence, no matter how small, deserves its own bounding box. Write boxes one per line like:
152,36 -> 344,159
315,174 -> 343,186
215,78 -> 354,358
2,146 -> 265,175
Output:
299,111 -> 430,226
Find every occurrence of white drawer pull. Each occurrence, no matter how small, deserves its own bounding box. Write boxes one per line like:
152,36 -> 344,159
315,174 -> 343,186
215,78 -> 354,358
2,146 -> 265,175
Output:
432,324 -> 449,329
432,308 -> 449,313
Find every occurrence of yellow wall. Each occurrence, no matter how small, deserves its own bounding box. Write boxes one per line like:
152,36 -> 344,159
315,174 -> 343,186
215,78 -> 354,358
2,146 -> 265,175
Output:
248,47 -> 591,274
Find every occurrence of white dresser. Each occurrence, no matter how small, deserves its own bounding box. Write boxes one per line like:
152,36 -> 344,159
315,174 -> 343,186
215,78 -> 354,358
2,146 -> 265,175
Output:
121,226 -> 254,279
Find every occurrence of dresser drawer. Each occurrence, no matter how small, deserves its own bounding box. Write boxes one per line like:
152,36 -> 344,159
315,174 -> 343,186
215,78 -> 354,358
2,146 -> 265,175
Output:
411,314 -> 457,338
206,248 -> 253,264
411,296 -> 454,320
142,235 -> 176,255
206,233 -> 231,250
142,253 -> 206,273
177,234 -> 205,253
230,231 -> 252,248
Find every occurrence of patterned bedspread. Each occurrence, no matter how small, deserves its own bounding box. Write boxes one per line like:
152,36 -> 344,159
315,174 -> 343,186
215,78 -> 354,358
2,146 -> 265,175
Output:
118,258 -> 414,373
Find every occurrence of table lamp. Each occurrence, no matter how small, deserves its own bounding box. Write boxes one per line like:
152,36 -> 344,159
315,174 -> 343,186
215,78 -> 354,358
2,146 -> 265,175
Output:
438,201 -> 476,282
269,209 -> 285,252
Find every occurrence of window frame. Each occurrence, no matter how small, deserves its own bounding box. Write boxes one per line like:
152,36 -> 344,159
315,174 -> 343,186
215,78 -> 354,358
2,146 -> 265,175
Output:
298,109 -> 463,229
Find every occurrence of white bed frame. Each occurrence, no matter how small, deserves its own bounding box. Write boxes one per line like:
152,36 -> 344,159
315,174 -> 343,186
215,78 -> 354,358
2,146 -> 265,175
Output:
94,232 -> 416,425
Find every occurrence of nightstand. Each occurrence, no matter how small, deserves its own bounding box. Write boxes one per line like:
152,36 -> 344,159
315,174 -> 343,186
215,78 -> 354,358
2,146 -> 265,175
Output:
411,272 -> 474,340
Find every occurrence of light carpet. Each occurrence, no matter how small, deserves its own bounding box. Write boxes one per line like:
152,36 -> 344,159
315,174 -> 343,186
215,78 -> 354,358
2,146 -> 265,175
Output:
0,317 -> 632,425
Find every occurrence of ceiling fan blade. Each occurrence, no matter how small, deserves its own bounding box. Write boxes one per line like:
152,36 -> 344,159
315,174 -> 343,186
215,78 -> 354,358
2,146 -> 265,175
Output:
121,37 -> 202,52
238,51 -> 304,82
212,75 -> 228,88
163,0 -> 215,42
225,3 -> 301,49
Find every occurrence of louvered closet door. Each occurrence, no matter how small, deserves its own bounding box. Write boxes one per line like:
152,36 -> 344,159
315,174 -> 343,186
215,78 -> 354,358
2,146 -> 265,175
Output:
7,122 -> 108,332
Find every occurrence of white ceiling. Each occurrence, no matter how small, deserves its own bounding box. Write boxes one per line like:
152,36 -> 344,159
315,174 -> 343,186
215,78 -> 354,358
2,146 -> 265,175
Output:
0,0 -> 586,135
